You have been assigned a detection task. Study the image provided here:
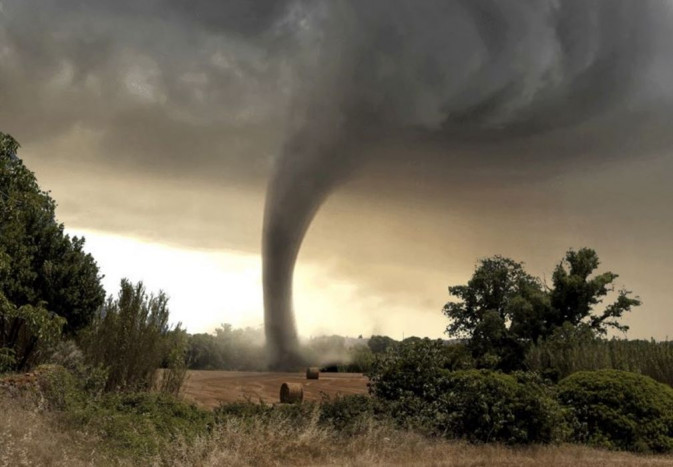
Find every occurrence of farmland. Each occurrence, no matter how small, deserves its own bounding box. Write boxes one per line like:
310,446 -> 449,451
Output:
181,370 -> 369,408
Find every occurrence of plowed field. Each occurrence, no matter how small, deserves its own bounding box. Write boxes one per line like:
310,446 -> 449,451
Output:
182,371 -> 369,409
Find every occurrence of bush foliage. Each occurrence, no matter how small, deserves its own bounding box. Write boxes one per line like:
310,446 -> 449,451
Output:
558,370 -> 673,453
369,339 -> 566,444
35,365 -> 212,458
437,370 -> 567,444
80,279 -> 187,392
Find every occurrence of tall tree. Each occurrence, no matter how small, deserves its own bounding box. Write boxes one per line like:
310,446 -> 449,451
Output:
443,249 -> 640,370
550,248 -> 640,334
443,256 -> 548,370
0,132 -> 105,369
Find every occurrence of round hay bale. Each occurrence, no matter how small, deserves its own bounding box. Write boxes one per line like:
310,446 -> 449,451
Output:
280,382 -> 304,404
306,367 -> 320,380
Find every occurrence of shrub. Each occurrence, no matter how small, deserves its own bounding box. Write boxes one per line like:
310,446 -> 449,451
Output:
0,347 -> 15,373
80,279 -> 186,392
214,395 -> 384,435
436,370 -> 567,444
0,292 -> 66,371
214,399 -> 320,433
369,338 -> 457,402
369,340 -> 565,444
558,370 -> 673,452
35,364 -> 213,458
319,394 -> 379,433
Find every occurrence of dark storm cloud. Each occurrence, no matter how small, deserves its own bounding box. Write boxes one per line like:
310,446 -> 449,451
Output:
1,1 -> 673,363
0,0 -> 300,181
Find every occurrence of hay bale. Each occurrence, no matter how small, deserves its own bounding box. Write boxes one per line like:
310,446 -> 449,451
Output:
280,382 -> 303,403
306,367 -> 320,380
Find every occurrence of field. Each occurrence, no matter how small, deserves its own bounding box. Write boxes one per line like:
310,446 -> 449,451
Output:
181,370 -> 369,408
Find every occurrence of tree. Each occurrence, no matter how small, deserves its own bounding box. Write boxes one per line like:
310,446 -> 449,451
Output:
550,248 -> 640,334
0,132 -> 105,336
443,249 -> 640,371
367,335 -> 398,354
443,256 -> 548,370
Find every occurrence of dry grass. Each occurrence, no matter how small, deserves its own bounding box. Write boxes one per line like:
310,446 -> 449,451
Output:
172,417 -> 673,467
2,393 -> 673,467
0,397 -> 108,466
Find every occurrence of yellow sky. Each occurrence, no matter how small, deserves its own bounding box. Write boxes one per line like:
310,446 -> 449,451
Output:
68,228 -> 449,340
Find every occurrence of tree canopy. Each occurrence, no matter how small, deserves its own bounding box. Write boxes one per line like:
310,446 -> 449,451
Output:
0,131 -> 105,370
443,249 -> 640,371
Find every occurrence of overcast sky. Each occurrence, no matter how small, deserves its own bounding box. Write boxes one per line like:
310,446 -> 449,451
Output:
1,1 -> 672,340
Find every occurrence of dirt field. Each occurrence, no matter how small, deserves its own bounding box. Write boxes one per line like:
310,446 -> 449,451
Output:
181,370 -> 369,408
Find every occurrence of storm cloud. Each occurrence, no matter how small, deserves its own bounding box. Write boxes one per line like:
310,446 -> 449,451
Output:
1,1 -> 673,362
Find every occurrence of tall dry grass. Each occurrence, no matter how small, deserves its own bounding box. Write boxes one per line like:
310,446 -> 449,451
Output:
2,391 -> 673,467
140,411 -> 673,466
526,337 -> 673,385
0,397 -> 108,466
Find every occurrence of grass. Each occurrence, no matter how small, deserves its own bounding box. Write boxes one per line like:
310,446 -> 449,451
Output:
526,337 -> 673,386
3,365 -> 673,466
2,394 -> 673,466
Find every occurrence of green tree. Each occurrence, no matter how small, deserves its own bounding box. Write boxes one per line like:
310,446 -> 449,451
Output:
443,249 -> 639,371
367,335 -> 398,354
0,132 -> 105,335
0,132 -> 105,370
550,248 -> 640,334
443,256 -> 548,370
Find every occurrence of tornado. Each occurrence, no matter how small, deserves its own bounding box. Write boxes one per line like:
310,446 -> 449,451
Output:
263,128 -> 353,368
262,0 -> 671,368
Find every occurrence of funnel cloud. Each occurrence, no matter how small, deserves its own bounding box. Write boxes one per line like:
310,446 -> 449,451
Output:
262,0 -> 673,367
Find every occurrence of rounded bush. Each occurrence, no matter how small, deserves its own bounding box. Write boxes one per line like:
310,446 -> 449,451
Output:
558,370 -> 673,452
438,370 -> 566,444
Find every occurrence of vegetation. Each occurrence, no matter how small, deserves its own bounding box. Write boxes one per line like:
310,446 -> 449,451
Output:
186,328 -> 376,372
559,370 -> 673,453
368,339 -> 565,443
526,323 -> 673,385
367,334 -> 398,354
187,324 -> 266,371
6,391 -> 672,466
443,249 -> 640,371
80,279 -> 187,393
0,132 -> 105,371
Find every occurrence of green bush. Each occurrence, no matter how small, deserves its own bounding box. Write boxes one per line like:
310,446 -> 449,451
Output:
437,370 -> 567,444
343,344 -> 375,373
319,394 -> 379,433
80,279 -> 186,392
369,338 -> 461,402
558,370 -> 673,452
36,364 -> 212,458
369,341 -> 565,444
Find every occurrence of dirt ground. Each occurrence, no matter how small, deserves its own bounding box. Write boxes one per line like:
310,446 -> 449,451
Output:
181,370 -> 369,409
